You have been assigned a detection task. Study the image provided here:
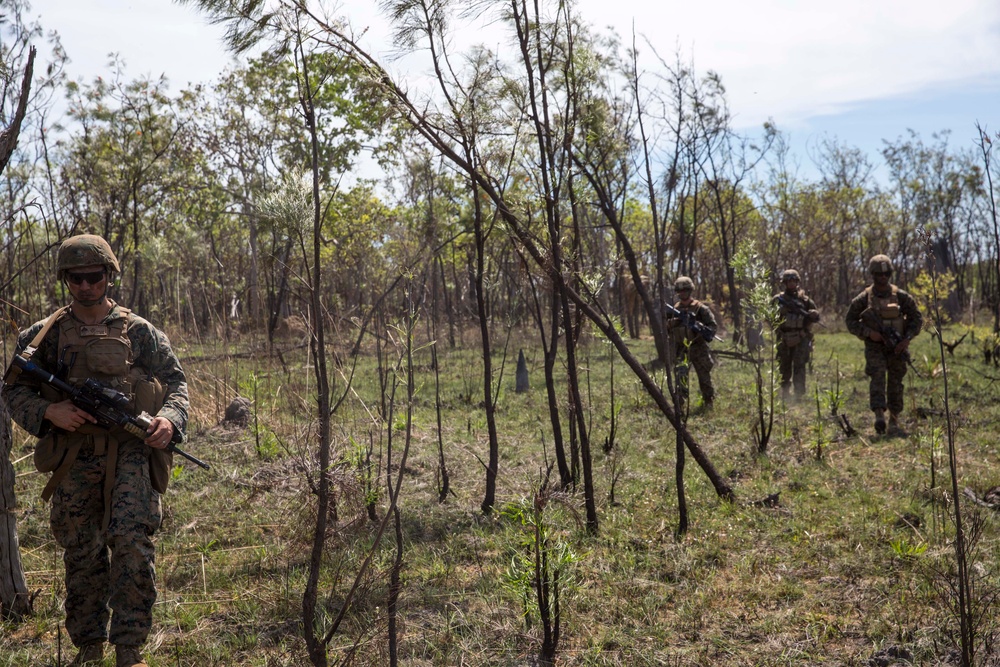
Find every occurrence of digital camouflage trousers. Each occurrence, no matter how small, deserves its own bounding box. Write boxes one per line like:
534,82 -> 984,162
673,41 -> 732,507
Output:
863,343 -> 908,414
673,342 -> 715,403
777,335 -> 812,397
50,438 -> 161,648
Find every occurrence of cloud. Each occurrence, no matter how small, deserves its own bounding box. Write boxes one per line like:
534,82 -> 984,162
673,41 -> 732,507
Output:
581,0 -> 1000,129
26,0 -> 999,160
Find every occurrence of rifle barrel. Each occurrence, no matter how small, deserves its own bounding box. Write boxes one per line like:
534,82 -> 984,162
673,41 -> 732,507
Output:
167,443 -> 211,470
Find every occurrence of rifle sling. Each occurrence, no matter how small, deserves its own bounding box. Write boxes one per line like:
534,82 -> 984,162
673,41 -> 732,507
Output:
3,306 -> 70,386
24,306 -> 70,360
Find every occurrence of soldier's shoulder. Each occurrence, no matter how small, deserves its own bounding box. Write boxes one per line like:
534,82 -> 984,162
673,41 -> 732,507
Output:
15,309 -> 67,347
15,321 -> 42,348
20,317 -> 50,336
125,312 -> 155,330
126,313 -> 170,344
849,288 -> 870,302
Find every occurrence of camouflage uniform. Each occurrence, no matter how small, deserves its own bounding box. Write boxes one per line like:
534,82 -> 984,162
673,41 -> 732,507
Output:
667,285 -> 718,406
772,273 -> 820,398
3,302 -> 187,650
845,266 -> 922,423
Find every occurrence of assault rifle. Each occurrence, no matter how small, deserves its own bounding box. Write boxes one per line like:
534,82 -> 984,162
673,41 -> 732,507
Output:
664,303 -> 720,343
860,309 -> 922,378
775,294 -> 814,319
9,355 -> 210,470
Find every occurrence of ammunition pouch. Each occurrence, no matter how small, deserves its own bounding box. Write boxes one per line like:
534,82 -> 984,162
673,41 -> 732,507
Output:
135,375 -> 172,493
2,361 -> 21,387
782,330 -> 804,348
149,448 -> 173,495
34,432 -> 68,474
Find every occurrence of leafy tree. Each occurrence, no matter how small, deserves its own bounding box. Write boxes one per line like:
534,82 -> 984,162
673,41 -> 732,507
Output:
882,131 -> 984,316
182,56 -> 301,333
56,68 -> 197,315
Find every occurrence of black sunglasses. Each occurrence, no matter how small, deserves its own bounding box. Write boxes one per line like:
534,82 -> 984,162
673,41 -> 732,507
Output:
872,271 -> 891,278
66,270 -> 107,285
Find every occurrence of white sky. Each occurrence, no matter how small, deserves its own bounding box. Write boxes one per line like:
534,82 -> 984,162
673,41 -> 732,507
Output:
24,0 -> 1000,174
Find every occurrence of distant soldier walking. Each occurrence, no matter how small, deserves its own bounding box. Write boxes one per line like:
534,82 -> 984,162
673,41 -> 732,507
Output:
666,276 -> 718,410
844,255 -> 922,435
772,269 -> 820,400
2,234 -> 188,667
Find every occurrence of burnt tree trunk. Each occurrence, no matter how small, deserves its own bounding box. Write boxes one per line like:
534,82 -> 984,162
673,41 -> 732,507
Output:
0,399 -> 31,620
0,46 -> 34,173
0,45 -> 35,622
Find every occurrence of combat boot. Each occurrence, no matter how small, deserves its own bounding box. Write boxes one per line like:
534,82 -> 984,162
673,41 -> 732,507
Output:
69,642 -> 105,666
888,412 -> 903,435
874,409 -> 886,435
115,644 -> 148,667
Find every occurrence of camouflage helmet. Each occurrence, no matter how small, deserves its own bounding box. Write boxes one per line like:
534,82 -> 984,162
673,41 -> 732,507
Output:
780,269 -> 800,282
57,234 -> 120,278
674,276 -> 695,292
868,254 -> 893,275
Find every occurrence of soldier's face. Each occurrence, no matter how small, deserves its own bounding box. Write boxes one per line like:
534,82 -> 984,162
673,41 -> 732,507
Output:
871,271 -> 891,289
784,278 -> 799,291
677,288 -> 692,304
65,264 -> 109,307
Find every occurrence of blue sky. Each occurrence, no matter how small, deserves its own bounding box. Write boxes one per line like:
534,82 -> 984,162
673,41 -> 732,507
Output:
26,0 -> 1000,182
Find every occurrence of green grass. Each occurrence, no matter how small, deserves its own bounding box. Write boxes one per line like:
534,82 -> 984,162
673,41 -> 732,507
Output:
4,322 -> 1000,665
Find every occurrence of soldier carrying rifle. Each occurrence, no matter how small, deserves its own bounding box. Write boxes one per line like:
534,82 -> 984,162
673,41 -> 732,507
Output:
772,269 -> 821,401
666,276 -> 718,410
844,254 -> 923,436
2,234 -> 190,667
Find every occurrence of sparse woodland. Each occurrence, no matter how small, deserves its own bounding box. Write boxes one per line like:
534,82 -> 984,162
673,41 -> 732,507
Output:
3,0 -> 1000,664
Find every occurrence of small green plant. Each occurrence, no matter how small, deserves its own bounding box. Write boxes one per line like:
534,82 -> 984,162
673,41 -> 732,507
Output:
170,464 -> 186,485
812,386 -> 824,461
908,269 -> 956,324
731,240 -> 780,454
237,371 -> 283,459
889,537 -> 927,560
823,359 -> 845,416
501,487 -> 583,665
195,538 -> 219,558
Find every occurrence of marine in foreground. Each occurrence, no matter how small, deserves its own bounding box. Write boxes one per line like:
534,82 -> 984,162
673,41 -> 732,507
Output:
844,254 -> 923,436
2,234 -> 190,667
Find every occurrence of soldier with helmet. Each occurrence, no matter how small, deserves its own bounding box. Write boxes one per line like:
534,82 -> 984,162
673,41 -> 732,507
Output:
2,234 -> 189,667
666,276 -> 718,409
771,269 -> 820,400
845,254 -> 923,435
